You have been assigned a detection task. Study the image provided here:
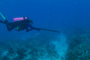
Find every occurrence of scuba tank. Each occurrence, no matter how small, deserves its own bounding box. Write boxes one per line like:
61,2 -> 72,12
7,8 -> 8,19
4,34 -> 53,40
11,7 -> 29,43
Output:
13,17 -> 28,22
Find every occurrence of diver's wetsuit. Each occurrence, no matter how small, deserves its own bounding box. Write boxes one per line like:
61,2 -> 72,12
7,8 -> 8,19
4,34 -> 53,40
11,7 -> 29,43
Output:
0,19 -> 40,32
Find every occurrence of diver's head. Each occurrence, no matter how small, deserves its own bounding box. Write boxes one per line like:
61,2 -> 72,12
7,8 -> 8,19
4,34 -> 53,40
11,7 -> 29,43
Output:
23,17 -> 33,25
29,19 -> 33,25
24,17 -> 29,20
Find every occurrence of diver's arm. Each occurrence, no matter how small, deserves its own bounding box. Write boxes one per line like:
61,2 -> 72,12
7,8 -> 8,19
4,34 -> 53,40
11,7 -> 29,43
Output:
26,26 -> 40,32
32,27 -> 40,31
26,28 -> 33,32
27,22 -> 40,31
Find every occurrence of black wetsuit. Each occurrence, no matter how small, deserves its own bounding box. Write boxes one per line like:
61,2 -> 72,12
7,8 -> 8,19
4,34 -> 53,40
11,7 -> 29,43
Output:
0,19 -> 40,32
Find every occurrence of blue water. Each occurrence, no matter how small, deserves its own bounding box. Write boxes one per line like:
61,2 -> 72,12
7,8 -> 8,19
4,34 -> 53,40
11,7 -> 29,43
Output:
0,0 -> 90,60
0,0 -> 90,34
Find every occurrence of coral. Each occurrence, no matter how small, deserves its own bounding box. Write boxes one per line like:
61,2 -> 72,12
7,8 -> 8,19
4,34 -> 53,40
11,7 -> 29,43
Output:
65,34 -> 90,60
0,36 -> 60,60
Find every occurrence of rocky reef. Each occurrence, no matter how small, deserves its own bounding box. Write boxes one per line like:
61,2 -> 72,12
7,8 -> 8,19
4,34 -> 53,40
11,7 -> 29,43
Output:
65,33 -> 90,60
0,35 -> 60,60
1,30 -> 90,60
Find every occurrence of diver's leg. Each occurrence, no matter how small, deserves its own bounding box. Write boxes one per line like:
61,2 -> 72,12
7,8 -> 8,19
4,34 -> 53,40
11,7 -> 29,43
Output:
6,23 -> 16,31
0,20 -> 15,31
0,20 -> 4,23
0,20 -> 8,24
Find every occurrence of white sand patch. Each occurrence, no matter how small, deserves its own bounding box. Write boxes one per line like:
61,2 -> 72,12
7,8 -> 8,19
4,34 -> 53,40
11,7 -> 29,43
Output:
1,50 -> 9,58
51,33 -> 67,59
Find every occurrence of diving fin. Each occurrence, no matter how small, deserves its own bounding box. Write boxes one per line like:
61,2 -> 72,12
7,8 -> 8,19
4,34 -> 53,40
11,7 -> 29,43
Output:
0,12 -> 6,21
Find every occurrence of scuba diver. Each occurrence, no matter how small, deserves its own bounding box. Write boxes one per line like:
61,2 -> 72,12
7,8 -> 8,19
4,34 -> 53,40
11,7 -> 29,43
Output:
0,12 -> 60,33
